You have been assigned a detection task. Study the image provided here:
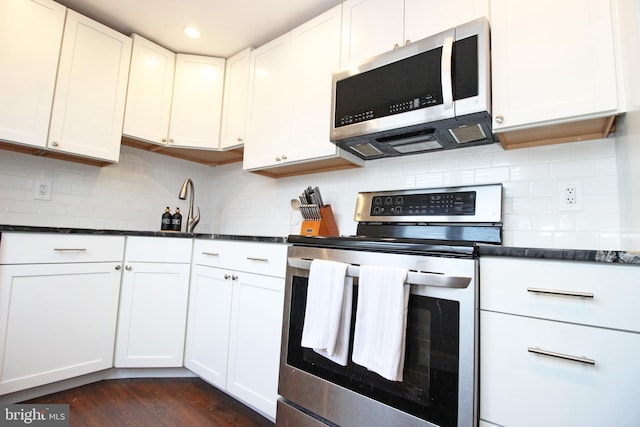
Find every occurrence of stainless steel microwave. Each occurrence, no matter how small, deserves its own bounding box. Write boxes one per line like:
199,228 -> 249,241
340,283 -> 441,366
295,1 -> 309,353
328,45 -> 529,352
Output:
330,18 -> 496,159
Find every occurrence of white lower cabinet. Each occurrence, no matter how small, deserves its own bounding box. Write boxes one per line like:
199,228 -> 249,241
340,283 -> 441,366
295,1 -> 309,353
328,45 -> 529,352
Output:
226,272 -> 284,418
480,257 -> 640,427
184,264 -> 234,389
114,237 -> 192,368
185,239 -> 287,419
481,311 -> 640,427
0,233 -> 125,395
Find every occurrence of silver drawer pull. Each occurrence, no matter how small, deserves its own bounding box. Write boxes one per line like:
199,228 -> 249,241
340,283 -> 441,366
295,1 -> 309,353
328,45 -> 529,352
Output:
53,248 -> 87,252
527,287 -> 594,299
247,257 -> 269,262
202,252 -> 220,257
528,347 -> 595,365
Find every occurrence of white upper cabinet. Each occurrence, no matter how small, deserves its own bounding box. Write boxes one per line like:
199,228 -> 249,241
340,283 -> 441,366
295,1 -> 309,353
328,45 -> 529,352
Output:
169,54 -> 226,149
404,0 -> 488,43
243,5 -> 363,176
243,32 -> 292,171
123,34 -> 176,145
220,47 -> 253,150
124,35 -> 226,150
341,0 -> 487,66
48,10 -> 131,163
289,4 -> 345,161
490,0 -> 619,140
0,0 -> 65,148
340,0 -> 404,66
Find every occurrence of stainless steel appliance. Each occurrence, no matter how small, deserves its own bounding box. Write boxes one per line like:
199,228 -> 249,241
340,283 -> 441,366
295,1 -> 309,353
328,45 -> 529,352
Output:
330,18 -> 495,160
277,184 -> 502,427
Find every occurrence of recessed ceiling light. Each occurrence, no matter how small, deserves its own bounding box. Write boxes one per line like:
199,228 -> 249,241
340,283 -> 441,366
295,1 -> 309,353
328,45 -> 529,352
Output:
184,26 -> 201,39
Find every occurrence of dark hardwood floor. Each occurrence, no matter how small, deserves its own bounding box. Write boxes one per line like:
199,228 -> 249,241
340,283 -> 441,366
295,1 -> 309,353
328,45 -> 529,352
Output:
23,377 -> 275,427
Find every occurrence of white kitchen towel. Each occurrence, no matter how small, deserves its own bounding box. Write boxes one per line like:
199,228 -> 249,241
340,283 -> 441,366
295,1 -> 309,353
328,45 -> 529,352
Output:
301,259 -> 353,366
352,265 -> 410,381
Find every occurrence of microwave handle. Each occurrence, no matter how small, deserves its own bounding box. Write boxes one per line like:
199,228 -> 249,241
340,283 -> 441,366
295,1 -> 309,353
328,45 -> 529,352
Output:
441,36 -> 454,110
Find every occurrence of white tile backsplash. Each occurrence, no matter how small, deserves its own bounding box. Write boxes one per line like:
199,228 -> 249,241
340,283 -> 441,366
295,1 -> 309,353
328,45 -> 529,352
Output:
0,136 -> 629,250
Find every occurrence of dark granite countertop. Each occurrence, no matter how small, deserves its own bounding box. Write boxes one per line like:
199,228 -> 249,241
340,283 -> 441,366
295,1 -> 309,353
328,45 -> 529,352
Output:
1,225 -> 638,264
478,244 -> 640,265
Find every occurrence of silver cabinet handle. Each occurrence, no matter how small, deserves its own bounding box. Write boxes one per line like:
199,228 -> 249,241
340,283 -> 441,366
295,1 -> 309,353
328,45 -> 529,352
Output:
495,115 -> 504,124
441,36 -> 454,110
527,287 -> 594,299
281,154 -> 287,160
169,138 -> 174,143
237,137 -> 243,142
115,265 -> 122,271
202,252 -> 220,257
224,273 -> 231,280
247,257 -> 268,262
528,347 -> 595,365
51,141 -> 59,147
161,138 -> 167,142
125,265 -> 132,271
232,274 -> 238,281
275,156 -> 281,162
54,248 -> 87,252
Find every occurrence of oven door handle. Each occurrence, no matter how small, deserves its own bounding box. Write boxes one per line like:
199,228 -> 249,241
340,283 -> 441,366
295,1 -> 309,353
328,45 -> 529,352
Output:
288,257 -> 471,289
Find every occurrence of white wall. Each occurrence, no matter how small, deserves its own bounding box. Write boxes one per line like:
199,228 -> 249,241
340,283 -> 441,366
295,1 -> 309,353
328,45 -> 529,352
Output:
211,138 -> 621,250
613,0 -> 640,250
0,146 -> 216,232
0,137 -> 623,250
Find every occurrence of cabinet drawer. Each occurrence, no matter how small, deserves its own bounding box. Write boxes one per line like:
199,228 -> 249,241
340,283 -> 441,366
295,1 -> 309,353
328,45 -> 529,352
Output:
480,257 -> 640,332
125,236 -> 193,263
480,311 -> 640,427
0,233 -> 125,264
193,240 -> 288,277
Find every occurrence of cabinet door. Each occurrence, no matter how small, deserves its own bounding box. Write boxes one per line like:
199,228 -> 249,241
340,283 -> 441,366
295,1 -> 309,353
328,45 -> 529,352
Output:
48,10 -> 131,162
0,0 -> 65,148
226,272 -> 285,418
340,0 -> 404,66
0,262 -> 122,395
123,34 -> 176,145
243,33 -> 292,170
404,0 -> 488,42
289,5 -> 343,162
115,262 -> 190,367
220,48 -> 252,150
184,265 -> 234,389
490,0 -> 618,132
168,54 -> 226,149
480,311 -> 640,427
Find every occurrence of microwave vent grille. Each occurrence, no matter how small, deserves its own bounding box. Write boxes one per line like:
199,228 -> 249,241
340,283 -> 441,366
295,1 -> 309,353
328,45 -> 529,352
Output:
448,124 -> 487,144
352,143 -> 384,158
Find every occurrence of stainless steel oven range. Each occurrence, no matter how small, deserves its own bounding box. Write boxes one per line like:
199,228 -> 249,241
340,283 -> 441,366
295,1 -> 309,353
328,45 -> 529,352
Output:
277,184 -> 502,427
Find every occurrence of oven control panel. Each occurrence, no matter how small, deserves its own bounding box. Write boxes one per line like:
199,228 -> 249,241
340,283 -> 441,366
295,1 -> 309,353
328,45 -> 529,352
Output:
354,184 -> 502,223
370,191 -> 476,216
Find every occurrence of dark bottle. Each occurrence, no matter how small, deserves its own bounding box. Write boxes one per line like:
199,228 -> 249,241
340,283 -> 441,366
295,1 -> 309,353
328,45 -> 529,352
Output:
171,207 -> 182,232
161,207 -> 172,231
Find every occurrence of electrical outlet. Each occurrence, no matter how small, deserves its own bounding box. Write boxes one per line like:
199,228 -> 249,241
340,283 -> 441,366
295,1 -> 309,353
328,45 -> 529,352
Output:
33,178 -> 52,201
558,180 -> 583,211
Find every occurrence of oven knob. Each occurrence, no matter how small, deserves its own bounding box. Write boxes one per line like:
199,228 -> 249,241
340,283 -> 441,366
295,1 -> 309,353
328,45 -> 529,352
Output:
396,196 -> 404,204
374,197 -> 382,205
385,197 -> 393,205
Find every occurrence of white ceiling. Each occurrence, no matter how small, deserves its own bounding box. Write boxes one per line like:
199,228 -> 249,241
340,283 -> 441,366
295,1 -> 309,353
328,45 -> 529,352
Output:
55,0 -> 344,58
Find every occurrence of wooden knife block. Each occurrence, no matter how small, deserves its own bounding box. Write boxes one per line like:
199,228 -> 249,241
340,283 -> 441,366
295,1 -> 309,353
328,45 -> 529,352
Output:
300,205 -> 339,237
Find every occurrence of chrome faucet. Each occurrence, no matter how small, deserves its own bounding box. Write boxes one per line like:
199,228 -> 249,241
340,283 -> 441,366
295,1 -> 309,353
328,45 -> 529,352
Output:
178,178 -> 200,233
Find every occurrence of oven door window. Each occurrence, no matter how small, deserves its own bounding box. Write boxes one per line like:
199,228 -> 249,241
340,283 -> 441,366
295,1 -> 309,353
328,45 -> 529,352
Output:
287,275 -> 460,426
